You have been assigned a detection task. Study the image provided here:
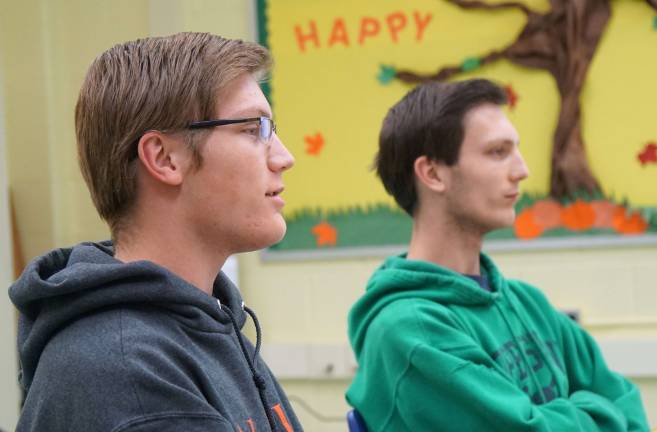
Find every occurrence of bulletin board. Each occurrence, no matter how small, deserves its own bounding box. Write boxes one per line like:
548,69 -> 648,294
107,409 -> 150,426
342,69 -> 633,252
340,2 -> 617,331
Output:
258,0 -> 657,252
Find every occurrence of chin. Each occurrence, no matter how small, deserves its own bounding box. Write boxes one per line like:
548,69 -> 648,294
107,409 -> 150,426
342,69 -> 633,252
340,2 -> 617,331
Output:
257,218 -> 288,249
488,212 -> 516,231
269,223 -> 288,246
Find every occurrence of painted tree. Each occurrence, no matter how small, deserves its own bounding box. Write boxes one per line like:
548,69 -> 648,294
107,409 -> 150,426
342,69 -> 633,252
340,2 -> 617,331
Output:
395,0 -> 657,199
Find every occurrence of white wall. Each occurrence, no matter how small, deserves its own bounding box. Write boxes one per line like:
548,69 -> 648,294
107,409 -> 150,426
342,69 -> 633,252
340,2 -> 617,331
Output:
0,62 -> 21,431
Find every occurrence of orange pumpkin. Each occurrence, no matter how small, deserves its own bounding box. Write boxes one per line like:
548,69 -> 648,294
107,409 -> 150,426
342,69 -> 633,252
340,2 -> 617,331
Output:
514,208 -> 544,239
561,200 -> 595,231
531,199 -> 562,229
590,200 -> 617,228
613,208 -> 649,235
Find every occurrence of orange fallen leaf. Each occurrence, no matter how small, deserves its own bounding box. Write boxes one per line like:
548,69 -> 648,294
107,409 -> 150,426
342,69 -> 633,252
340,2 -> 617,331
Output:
637,142 -> 657,166
312,221 -> 337,246
304,133 -> 324,156
504,84 -> 519,110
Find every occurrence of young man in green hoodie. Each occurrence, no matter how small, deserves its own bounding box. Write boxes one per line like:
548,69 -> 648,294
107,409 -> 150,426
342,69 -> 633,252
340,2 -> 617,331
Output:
346,79 -> 649,431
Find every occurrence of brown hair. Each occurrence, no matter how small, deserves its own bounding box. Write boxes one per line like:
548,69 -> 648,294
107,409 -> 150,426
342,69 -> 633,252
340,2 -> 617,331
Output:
75,32 -> 271,238
375,79 -> 507,216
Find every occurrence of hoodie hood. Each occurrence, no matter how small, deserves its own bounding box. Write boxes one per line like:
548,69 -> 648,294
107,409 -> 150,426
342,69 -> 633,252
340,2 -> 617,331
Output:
345,257 -> 650,430
348,252 -> 507,356
9,241 -> 246,391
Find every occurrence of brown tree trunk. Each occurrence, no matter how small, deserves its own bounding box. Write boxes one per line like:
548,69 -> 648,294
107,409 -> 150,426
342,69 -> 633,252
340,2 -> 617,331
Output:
502,0 -> 612,198
550,91 -> 600,198
396,0 -> 626,200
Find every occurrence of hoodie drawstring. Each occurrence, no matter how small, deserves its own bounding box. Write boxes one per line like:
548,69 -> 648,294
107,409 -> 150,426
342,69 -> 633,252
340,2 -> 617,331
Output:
221,303 -> 278,432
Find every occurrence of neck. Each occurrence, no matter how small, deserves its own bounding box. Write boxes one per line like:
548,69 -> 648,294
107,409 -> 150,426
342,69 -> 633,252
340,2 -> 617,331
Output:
114,216 -> 228,296
407,208 -> 483,275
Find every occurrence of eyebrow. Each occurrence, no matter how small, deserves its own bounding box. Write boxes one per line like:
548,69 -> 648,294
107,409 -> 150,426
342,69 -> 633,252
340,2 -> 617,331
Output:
487,138 -> 519,147
221,108 -> 272,119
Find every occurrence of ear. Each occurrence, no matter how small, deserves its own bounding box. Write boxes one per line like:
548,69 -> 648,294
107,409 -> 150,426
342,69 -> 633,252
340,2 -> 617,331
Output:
137,131 -> 187,186
413,155 -> 448,193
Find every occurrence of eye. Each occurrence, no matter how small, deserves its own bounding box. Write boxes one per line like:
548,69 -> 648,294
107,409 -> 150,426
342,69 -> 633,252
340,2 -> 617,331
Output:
489,145 -> 510,158
243,126 -> 259,136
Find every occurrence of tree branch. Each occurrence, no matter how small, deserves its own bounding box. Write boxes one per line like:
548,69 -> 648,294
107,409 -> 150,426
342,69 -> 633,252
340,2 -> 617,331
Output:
395,50 -> 508,83
444,0 -> 536,16
647,0 -> 657,10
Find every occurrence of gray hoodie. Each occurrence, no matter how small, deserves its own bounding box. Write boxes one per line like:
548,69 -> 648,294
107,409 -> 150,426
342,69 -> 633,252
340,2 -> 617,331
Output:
9,241 -> 301,431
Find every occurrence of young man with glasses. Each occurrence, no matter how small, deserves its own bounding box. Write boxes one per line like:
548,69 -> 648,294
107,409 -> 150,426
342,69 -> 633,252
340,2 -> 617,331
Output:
10,33 -> 301,431
346,79 -> 649,431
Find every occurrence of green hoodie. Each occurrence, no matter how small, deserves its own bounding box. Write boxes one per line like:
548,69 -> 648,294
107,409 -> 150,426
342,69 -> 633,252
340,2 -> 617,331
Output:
346,253 -> 649,431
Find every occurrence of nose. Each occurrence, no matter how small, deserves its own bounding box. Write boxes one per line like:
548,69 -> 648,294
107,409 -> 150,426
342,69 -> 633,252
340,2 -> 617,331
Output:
268,134 -> 295,172
510,148 -> 529,182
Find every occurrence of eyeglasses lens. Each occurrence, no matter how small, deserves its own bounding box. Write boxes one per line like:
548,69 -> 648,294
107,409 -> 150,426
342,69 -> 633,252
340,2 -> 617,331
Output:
260,117 -> 272,141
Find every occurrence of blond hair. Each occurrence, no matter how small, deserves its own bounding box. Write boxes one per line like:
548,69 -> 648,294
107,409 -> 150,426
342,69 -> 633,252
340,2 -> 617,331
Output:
75,32 -> 271,238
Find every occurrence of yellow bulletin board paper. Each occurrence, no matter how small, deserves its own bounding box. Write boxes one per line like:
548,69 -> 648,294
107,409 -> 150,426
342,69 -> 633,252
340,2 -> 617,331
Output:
259,0 -> 657,252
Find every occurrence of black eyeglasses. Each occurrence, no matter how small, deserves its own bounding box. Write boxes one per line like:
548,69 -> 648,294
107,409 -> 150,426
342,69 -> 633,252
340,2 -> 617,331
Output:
187,116 -> 276,142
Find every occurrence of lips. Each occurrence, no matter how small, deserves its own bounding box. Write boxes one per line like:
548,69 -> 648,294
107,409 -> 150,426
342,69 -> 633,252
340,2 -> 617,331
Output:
266,186 -> 284,197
